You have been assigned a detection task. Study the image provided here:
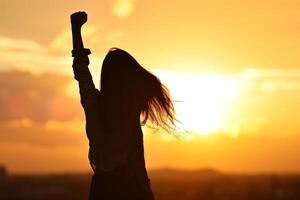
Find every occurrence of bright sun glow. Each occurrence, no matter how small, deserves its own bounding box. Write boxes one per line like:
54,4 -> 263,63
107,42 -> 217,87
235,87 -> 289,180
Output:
157,71 -> 241,135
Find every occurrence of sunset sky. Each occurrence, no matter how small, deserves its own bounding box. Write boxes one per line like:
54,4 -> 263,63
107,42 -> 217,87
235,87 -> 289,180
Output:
1,0 -> 300,174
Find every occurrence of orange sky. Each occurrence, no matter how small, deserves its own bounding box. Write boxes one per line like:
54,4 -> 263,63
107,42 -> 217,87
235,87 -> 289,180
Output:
1,0 -> 300,174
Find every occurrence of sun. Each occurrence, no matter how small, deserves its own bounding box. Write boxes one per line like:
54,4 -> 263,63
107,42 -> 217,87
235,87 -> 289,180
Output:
156,71 -> 240,135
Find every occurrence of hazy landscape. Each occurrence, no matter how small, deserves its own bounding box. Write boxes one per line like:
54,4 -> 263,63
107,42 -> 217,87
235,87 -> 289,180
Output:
1,168 -> 300,200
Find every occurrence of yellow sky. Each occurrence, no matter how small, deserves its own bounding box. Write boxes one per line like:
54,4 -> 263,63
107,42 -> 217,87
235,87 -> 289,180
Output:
1,0 -> 300,174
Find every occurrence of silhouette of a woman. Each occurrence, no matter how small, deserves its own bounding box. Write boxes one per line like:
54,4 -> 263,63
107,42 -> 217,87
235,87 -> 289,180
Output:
71,11 -> 175,200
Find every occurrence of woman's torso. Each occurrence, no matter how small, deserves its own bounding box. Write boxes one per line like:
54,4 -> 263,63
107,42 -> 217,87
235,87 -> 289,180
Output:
84,91 -> 155,200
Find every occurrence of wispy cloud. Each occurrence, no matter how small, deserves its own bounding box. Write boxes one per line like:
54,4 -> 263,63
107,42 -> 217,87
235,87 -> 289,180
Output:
240,68 -> 300,92
0,36 -> 45,52
0,36 -> 70,74
0,34 -> 104,76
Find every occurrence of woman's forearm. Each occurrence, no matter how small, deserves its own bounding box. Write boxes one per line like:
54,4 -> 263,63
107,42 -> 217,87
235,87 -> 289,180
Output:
70,11 -> 87,50
72,25 -> 84,49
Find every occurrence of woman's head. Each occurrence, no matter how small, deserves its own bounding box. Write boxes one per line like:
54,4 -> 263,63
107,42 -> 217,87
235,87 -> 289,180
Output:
100,48 -> 175,131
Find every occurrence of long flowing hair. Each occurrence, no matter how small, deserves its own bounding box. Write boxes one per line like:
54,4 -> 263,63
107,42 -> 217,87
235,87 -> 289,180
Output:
100,48 -> 175,131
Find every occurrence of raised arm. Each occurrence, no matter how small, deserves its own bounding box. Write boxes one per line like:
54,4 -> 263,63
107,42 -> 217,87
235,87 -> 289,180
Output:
70,11 -> 97,107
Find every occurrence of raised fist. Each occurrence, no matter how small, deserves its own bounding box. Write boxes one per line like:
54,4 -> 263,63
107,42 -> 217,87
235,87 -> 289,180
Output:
71,11 -> 87,27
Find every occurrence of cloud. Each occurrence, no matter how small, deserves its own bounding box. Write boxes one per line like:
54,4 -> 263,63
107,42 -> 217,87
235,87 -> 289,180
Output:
0,36 -> 71,74
0,70 -> 82,122
239,68 -> 300,92
112,0 -> 136,18
0,36 -> 45,52
0,35 -> 103,122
